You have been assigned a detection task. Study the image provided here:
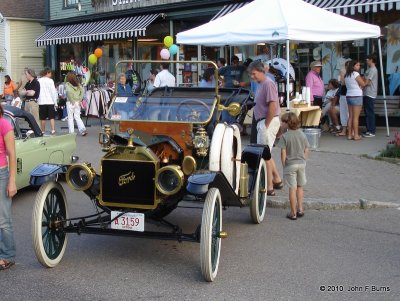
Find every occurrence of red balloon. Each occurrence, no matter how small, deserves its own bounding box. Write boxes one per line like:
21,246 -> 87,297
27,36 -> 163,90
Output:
94,48 -> 103,58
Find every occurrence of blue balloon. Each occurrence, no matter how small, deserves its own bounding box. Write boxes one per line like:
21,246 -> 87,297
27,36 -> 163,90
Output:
169,44 -> 178,56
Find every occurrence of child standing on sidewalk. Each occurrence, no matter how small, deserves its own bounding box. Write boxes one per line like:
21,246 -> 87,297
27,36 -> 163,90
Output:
277,112 -> 309,220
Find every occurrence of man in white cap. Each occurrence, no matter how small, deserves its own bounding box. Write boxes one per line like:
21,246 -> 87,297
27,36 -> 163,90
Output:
305,61 -> 324,107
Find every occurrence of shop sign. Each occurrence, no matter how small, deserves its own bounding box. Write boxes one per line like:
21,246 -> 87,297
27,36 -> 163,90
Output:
94,0 -> 189,11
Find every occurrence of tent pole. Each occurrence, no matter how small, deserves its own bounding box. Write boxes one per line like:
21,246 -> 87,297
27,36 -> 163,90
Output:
377,38 -> 389,136
286,39 -> 290,110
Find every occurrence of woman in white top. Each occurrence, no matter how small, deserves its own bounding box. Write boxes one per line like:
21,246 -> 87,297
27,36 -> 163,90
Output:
344,60 -> 366,140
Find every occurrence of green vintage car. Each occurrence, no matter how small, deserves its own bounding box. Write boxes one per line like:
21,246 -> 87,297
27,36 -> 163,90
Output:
3,105 -> 78,190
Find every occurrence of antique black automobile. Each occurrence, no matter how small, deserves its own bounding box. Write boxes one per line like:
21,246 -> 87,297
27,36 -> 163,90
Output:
30,61 -> 270,282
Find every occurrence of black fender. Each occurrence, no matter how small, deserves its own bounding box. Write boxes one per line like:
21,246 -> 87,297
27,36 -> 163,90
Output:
30,163 -> 69,187
186,171 -> 242,207
241,144 -> 270,194
241,144 -> 271,170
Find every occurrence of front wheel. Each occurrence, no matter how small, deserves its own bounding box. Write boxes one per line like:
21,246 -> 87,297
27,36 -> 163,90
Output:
32,181 -> 68,268
200,188 -> 223,282
250,160 -> 267,224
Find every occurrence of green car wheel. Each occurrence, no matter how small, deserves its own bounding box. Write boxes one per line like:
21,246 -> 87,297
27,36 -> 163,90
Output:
32,181 -> 68,268
200,187 -> 222,282
250,160 -> 267,224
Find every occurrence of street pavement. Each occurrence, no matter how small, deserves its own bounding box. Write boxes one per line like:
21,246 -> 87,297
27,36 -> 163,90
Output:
2,117 -> 398,300
52,117 -> 400,210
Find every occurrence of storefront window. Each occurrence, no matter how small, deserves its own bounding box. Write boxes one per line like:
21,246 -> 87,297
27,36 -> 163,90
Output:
64,0 -> 79,8
97,40 -> 133,86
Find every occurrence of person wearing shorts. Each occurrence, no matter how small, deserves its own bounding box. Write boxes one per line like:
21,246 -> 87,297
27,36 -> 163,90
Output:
344,60 -> 366,141
37,67 -> 58,134
248,60 -> 283,196
277,112 -> 309,221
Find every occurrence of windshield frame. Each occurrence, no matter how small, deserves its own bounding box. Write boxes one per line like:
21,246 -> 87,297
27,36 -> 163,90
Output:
108,60 -> 221,125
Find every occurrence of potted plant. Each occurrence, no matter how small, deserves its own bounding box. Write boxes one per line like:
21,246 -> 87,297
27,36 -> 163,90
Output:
381,132 -> 400,159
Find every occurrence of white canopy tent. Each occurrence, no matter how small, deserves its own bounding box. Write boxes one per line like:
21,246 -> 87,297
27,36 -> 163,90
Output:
176,0 -> 389,135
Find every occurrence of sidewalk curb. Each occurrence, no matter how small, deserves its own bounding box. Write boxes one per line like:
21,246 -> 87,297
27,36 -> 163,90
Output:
267,196 -> 399,210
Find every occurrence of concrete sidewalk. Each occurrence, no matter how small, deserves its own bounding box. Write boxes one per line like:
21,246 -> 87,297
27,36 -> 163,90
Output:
265,126 -> 400,210
54,118 -> 400,210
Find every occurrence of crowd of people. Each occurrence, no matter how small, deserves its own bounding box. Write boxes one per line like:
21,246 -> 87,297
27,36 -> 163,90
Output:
310,55 -> 378,139
1,67 -> 88,136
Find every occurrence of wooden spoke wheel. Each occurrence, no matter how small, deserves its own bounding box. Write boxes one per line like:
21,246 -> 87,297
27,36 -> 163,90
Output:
32,182 -> 68,267
200,188 -> 222,282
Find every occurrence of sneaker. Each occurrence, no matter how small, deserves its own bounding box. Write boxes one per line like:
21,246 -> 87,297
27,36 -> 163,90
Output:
61,117 -> 68,121
80,130 -> 88,136
362,132 -> 375,138
321,123 -> 330,132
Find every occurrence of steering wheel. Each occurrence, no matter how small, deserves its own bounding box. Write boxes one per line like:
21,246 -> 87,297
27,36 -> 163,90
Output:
176,99 -> 211,122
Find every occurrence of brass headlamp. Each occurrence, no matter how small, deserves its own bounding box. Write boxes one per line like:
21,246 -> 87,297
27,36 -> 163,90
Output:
193,127 -> 209,157
99,125 -> 112,151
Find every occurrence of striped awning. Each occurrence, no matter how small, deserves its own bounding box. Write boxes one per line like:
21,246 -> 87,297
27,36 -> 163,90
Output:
211,0 -> 400,20
210,2 -> 250,21
305,0 -> 400,15
36,14 -> 159,46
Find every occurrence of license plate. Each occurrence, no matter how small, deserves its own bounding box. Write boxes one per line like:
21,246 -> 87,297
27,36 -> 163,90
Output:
111,211 -> 144,232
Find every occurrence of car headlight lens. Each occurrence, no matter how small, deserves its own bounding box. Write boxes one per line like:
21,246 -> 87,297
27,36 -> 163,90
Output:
155,165 -> 184,196
66,163 -> 96,191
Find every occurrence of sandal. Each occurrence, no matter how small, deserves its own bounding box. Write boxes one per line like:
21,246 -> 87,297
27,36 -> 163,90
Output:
286,213 -> 297,220
297,211 -> 304,218
0,259 -> 15,270
273,181 -> 284,189
267,189 -> 276,196
335,132 -> 346,137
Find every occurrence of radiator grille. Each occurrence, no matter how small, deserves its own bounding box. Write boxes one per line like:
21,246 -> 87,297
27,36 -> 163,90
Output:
100,159 -> 156,207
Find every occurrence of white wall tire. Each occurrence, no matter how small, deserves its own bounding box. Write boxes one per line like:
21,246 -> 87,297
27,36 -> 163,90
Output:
200,188 -> 222,282
221,127 -> 234,186
250,160 -> 267,224
231,124 -> 242,194
209,123 -> 226,172
32,182 -> 68,268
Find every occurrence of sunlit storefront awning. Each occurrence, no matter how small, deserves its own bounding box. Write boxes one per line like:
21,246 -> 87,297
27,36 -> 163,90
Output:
36,14 -> 159,46
210,2 -> 249,20
305,0 -> 400,15
211,0 -> 400,20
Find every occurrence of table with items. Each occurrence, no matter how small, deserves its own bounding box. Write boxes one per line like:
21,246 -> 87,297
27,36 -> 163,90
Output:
281,104 -> 321,127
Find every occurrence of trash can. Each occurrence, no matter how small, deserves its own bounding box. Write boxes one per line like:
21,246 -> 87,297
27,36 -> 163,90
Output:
303,128 -> 321,149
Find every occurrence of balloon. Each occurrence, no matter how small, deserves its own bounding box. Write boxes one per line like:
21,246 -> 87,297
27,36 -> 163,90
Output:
88,54 -> 97,65
94,48 -> 103,58
163,36 -> 173,48
169,44 -> 178,56
160,49 -> 170,60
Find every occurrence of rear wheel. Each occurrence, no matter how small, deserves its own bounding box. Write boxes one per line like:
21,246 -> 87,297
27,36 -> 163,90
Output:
32,182 -> 68,267
250,160 -> 267,224
200,188 -> 222,282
